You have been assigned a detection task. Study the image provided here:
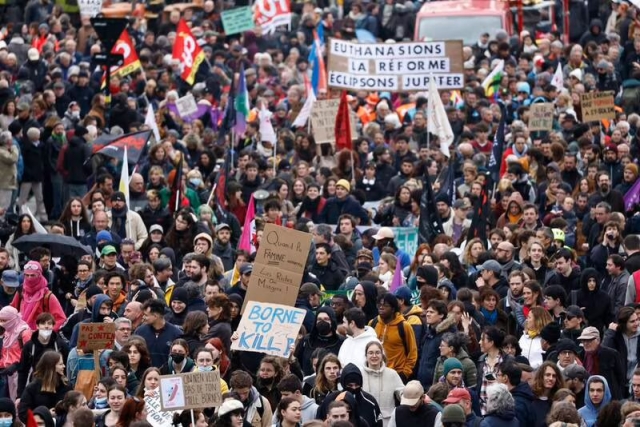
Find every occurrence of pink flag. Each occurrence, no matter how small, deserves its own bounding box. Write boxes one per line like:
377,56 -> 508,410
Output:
389,256 -> 404,292
625,178 -> 640,212
238,195 -> 256,253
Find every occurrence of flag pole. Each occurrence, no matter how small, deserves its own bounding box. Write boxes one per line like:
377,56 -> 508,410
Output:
350,149 -> 355,184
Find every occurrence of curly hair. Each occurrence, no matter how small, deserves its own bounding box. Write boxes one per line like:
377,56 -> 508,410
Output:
546,402 -> 581,425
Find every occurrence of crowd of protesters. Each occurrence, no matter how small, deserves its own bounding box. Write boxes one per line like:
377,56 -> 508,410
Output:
2,0 -> 640,427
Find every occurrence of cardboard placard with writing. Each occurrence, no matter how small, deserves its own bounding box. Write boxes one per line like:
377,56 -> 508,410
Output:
77,323 -> 115,351
176,94 -> 198,118
528,103 -> 555,131
159,371 -> 222,411
145,394 -> 175,427
232,301 -> 306,357
580,91 -> 615,122
311,99 -> 358,144
327,39 -> 464,91
243,224 -> 312,310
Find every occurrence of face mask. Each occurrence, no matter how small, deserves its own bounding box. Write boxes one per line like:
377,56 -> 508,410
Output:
0,417 -> 12,427
94,397 -> 108,408
198,366 -> 213,372
71,111 -> 80,118
171,353 -> 185,364
190,178 -> 202,187
316,320 -> 332,335
39,329 -> 52,339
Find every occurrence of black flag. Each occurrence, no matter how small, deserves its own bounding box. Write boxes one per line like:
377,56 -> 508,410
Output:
467,181 -> 491,243
419,175 -> 445,245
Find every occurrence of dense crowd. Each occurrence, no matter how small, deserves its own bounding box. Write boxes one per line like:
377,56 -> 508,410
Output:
3,0 -> 640,427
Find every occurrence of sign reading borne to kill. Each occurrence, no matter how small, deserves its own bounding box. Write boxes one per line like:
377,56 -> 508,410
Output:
327,38 -> 464,91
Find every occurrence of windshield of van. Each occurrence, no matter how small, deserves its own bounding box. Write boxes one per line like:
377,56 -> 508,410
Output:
417,16 -> 504,45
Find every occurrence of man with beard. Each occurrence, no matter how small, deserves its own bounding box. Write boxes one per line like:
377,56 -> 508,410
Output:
212,224 -> 235,271
0,248 -> 12,277
106,192 -> 147,249
184,254 -> 209,292
561,153 -> 582,189
589,172 -> 624,213
388,381 -> 441,427
601,144 -> 623,188
499,271 -> 526,336
127,173 -> 147,213
494,242 -> 522,280
338,308 -> 380,369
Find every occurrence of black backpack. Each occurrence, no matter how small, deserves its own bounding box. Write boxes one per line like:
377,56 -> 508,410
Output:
370,317 -> 410,356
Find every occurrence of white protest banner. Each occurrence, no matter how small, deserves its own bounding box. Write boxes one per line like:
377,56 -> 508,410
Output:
327,39 -> 464,91
159,371 -> 222,411
311,99 -> 357,144
232,301 -> 306,357
79,0 -> 103,17
528,103 -> 555,131
253,0 -> 291,34
145,394 -> 174,427
175,94 -> 198,118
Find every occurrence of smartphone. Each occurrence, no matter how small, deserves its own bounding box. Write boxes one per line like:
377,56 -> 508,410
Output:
485,373 -> 496,381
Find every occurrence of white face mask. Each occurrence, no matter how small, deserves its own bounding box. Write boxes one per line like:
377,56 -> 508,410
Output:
39,329 -> 52,339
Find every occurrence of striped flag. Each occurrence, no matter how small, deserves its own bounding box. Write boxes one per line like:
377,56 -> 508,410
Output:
482,60 -> 504,99
308,24 -> 327,96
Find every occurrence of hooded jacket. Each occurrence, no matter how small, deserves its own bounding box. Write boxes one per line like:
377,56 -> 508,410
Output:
68,294 -> 117,347
271,395 -> 318,425
296,307 -> 345,375
360,281 -> 380,323
338,326 -> 381,369
417,314 -> 457,387
361,362 -> 405,424
575,268 -> 612,332
579,19 -> 608,46
370,312 -> 418,380
316,364 -> 383,427
578,375 -> 612,427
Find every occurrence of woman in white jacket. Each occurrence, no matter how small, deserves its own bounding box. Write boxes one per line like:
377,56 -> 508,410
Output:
360,341 -> 404,427
518,306 -> 553,369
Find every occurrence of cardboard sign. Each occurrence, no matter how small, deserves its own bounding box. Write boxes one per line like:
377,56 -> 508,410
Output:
232,301 -> 305,357
79,0 -> 103,17
176,94 -> 199,118
243,224 -> 312,309
159,371 -> 222,411
145,395 -> 175,427
327,39 -> 464,91
528,103 -> 554,131
222,7 -> 256,35
580,91 -> 615,122
311,99 -> 358,144
77,323 -> 115,351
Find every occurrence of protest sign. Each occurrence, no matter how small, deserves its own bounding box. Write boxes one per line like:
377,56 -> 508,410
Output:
580,91 -> 615,122
244,224 -> 312,309
327,39 -> 464,91
232,301 -> 305,357
159,371 -> 222,411
79,0 -> 103,17
176,94 -> 199,118
77,323 -> 116,351
145,394 -> 174,427
528,103 -> 554,131
311,99 -> 357,144
222,7 -> 255,35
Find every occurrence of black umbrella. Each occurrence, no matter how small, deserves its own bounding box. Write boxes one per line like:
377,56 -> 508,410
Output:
12,234 -> 93,258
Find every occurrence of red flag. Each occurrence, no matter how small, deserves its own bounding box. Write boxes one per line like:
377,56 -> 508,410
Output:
173,19 -> 206,85
334,90 -> 352,151
26,410 -> 37,427
101,30 -> 141,88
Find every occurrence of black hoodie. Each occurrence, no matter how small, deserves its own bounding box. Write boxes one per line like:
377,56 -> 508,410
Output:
296,306 -> 345,375
316,363 -> 383,427
357,281 -> 379,323
575,267 -> 612,333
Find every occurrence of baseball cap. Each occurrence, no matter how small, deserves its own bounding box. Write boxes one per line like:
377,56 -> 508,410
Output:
100,245 -> 117,256
300,283 -> 321,296
372,227 -> 395,240
441,404 -> 466,423
577,326 -> 600,341
394,286 -> 412,304
239,264 -> 253,275
443,388 -> 471,404
218,399 -> 243,417
111,191 -> 126,203
566,305 -> 584,318
564,364 -> 589,381
400,381 -> 424,406
453,199 -> 470,210
149,224 -> 164,234
1,271 -> 19,288
479,260 -> 501,274
215,223 -> 231,233
17,102 -> 30,112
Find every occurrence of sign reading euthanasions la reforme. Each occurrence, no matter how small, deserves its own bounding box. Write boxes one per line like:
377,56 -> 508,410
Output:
327,39 -> 464,91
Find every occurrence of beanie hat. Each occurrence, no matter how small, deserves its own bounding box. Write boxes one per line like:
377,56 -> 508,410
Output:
443,358 -> 464,377
170,287 -> 188,305
85,285 -> 104,300
540,322 -> 561,344
442,404 -> 466,423
96,230 -> 112,242
416,266 -> 439,287
0,398 -> 15,421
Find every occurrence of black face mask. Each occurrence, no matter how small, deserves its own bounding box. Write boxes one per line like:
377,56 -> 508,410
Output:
346,386 -> 361,395
171,353 -> 185,364
316,320 -> 332,336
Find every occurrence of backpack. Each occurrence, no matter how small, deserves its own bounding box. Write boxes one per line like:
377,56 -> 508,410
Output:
370,317 -> 410,356
15,290 -> 51,313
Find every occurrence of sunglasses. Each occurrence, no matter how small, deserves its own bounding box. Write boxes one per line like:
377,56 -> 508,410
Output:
24,264 -> 39,271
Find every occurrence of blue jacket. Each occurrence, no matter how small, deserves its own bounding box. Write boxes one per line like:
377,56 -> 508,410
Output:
578,375 -> 612,427
479,410 -> 519,427
134,321 -> 183,368
318,195 -> 369,225
416,315 -> 457,388
69,294 -> 118,347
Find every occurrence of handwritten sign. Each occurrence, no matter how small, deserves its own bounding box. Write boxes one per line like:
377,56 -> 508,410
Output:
232,301 -> 305,357
159,371 -> 222,411
79,0 -> 103,17
528,103 -> 554,131
581,91 -> 615,122
244,224 -> 312,309
311,99 -> 358,144
175,94 -> 198,118
77,323 -> 115,351
221,7 -> 255,35
145,394 -> 174,427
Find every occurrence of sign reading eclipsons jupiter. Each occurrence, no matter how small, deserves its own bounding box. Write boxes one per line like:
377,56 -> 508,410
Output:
327,39 -> 464,91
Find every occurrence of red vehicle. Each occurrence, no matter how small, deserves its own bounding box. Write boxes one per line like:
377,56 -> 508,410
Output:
414,0 -> 564,45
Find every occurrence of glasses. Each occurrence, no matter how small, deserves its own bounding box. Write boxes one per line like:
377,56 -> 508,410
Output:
366,351 -> 382,356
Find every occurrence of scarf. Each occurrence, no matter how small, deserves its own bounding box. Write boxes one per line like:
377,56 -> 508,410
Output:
481,307 -> 498,325
21,261 -> 48,328
0,306 -> 29,348
527,329 -> 539,338
111,205 -> 128,239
